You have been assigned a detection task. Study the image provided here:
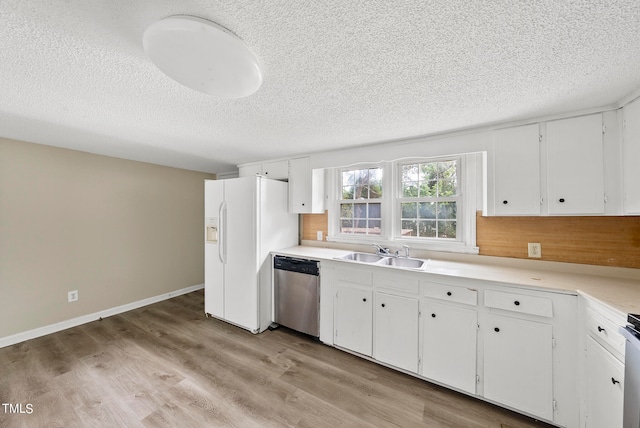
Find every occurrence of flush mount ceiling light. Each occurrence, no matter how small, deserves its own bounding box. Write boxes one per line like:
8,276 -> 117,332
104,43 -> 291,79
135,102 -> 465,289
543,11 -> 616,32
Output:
143,16 -> 262,98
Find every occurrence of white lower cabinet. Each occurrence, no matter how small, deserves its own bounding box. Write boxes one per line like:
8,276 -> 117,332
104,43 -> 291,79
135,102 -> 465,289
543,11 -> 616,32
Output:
374,292 -> 419,372
585,336 -> 624,428
334,283 -> 373,356
483,313 -> 554,421
422,301 -> 477,394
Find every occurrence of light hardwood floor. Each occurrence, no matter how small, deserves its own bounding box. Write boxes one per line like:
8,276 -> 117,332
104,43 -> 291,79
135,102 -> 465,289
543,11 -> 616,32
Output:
0,290 -> 555,427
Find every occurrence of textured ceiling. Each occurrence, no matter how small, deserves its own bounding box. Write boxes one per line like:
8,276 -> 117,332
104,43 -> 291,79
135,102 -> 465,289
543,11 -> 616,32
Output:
1,1 -> 640,173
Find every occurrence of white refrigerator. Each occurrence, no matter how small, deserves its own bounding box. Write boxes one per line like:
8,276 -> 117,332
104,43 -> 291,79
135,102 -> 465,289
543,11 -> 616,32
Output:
204,176 -> 298,333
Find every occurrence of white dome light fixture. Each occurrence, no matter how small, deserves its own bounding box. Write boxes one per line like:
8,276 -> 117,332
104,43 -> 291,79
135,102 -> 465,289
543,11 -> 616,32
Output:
143,16 -> 262,98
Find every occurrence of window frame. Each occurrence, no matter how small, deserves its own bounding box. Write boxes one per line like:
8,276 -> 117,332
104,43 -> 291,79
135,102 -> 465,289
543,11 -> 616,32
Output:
395,156 -> 462,242
334,164 -> 387,239
326,154 -> 479,254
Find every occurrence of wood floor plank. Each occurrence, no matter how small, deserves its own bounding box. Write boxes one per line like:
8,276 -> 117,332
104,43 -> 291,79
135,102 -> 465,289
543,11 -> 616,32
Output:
0,289 -> 555,427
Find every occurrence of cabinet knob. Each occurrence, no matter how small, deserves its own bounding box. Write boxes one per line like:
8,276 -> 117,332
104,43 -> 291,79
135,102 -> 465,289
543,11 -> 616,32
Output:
362,298 -> 367,302
381,303 -> 386,308
431,313 -> 436,318
597,326 -> 605,333
494,327 -> 500,332
559,198 -> 565,203
301,203 -> 305,206
446,291 -> 452,296
612,377 -> 620,385
514,301 -> 520,306
502,200 -> 508,205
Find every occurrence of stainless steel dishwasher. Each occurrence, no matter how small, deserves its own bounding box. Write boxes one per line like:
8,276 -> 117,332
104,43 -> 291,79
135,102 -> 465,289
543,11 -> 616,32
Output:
273,255 -> 319,337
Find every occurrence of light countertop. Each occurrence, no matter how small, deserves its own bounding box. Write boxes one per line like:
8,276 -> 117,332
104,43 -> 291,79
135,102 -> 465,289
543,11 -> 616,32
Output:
273,245 -> 640,317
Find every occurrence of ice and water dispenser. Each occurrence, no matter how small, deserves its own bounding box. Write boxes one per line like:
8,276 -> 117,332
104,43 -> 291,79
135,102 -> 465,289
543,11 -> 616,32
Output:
205,217 -> 218,243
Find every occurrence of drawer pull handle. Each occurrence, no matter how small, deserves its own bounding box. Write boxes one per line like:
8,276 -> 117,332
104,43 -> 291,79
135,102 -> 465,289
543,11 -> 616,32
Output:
494,327 -> 500,332
431,313 -> 436,318
514,301 -> 520,306
612,377 -> 620,385
597,326 -> 605,333
447,291 -> 452,296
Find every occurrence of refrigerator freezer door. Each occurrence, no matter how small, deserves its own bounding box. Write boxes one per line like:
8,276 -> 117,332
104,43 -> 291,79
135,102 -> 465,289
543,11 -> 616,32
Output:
204,180 -> 224,318
223,177 -> 259,331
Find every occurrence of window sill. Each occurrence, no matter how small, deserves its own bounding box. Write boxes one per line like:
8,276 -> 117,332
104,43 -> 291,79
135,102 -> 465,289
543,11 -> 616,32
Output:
326,235 -> 479,255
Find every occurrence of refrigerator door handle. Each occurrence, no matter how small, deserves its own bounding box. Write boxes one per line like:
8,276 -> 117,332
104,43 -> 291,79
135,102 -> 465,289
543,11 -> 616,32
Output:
218,201 -> 227,264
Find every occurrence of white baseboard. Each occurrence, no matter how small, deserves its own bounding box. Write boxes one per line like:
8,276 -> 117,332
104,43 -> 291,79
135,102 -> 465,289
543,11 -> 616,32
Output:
0,283 -> 204,349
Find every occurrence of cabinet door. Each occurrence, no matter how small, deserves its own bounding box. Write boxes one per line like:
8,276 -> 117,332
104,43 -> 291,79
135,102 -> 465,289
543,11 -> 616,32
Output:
585,336 -> 624,428
239,164 -> 262,177
289,157 -> 325,214
623,98 -> 640,214
335,284 -> 372,356
374,292 -> 419,372
491,124 -> 541,215
546,114 -> 604,214
483,314 -> 553,421
261,160 -> 289,180
422,301 -> 477,394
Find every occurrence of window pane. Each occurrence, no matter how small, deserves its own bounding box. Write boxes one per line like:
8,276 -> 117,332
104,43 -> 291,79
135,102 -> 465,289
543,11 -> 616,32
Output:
403,181 -> 419,197
342,171 -> 354,186
402,164 -> 419,182
368,220 -> 381,235
401,220 -> 417,236
353,218 -> 367,234
369,203 -> 381,218
439,202 -> 457,219
438,179 -> 457,197
341,219 -> 353,233
419,220 -> 437,237
355,185 -> 369,199
419,202 -> 436,219
369,169 -> 382,198
401,202 -> 417,218
340,203 -> 353,218
354,203 -> 367,218
342,186 -> 354,200
355,169 -> 369,185
438,220 -> 457,239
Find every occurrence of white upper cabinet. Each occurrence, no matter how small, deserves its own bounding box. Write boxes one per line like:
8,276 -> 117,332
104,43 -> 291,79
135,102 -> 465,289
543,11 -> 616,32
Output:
239,160 -> 289,180
623,97 -> 640,214
289,157 -> 325,214
489,124 -> 541,215
545,114 -> 605,214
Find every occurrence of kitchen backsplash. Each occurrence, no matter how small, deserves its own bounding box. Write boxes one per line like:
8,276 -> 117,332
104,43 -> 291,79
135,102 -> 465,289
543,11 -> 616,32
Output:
301,211 -> 640,269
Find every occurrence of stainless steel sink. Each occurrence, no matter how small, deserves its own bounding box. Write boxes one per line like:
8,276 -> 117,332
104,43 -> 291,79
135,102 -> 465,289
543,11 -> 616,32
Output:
336,252 -> 427,270
338,252 -> 384,263
379,257 -> 426,269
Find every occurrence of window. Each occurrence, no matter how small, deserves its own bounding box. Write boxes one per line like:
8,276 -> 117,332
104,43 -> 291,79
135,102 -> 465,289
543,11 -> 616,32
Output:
339,167 -> 383,235
329,154 -> 477,254
398,159 -> 459,239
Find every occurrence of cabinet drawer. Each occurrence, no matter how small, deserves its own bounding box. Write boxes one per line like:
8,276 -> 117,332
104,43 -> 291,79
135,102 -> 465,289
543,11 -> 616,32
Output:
586,307 -> 626,360
423,282 -> 478,306
336,268 -> 372,286
484,290 -> 553,318
375,274 -> 420,295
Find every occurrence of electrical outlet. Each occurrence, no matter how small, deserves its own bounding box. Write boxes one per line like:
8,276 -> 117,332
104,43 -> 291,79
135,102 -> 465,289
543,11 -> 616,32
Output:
68,290 -> 78,303
528,243 -> 542,258
316,230 -> 323,241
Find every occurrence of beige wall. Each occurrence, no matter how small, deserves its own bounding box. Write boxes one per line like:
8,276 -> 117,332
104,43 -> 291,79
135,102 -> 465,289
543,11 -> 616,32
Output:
0,138 -> 214,338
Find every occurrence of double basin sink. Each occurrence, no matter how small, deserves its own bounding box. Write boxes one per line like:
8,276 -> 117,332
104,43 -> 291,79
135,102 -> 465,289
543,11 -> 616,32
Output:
336,252 -> 428,270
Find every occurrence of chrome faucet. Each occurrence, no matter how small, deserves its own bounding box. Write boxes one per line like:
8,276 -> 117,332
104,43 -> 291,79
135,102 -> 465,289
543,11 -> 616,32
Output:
394,245 -> 411,258
372,243 -> 390,255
